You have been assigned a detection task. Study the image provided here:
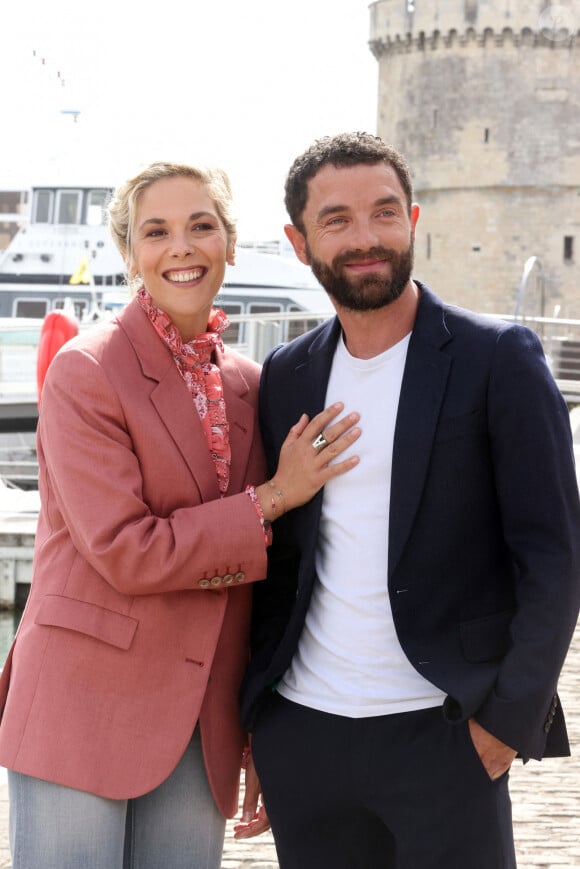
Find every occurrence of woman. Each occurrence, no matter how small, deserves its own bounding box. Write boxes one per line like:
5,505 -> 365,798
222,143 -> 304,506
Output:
0,162 -> 360,868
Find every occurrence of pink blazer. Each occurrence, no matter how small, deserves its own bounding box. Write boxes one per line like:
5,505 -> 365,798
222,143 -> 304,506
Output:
0,299 -> 268,817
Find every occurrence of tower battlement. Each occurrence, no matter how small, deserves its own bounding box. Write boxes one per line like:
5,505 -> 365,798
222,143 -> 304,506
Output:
370,24 -> 577,57
369,0 -> 578,49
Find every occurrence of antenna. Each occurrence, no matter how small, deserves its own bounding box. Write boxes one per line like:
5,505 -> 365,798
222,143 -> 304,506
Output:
60,110 -> 81,124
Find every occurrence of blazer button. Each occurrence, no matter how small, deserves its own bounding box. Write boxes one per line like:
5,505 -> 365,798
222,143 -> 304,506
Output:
223,574 -> 234,585
210,576 -> 222,587
199,579 -> 211,589
235,571 -> 246,582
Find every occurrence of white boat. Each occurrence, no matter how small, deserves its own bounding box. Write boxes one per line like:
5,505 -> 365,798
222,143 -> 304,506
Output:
0,477 -> 39,524
0,182 -> 333,326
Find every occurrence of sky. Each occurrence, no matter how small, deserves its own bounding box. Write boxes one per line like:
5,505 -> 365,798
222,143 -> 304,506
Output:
1,0 -> 378,241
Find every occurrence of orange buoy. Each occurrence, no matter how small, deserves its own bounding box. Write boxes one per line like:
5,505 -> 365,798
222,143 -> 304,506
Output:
36,311 -> 79,403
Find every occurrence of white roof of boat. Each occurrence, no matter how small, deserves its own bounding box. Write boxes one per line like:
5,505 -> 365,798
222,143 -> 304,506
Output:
225,248 -> 322,290
26,181 -> 115,191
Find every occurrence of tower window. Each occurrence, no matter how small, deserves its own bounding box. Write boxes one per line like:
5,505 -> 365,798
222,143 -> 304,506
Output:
484,128 -> 490,143
426,233 -> 432,260
564,236 -> 574,262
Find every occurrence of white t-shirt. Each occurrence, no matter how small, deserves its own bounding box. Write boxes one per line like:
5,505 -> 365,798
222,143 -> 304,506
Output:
278,332 -> 445,717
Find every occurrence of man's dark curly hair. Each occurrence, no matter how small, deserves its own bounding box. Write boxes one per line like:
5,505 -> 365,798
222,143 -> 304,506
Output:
284,132 -> 414,233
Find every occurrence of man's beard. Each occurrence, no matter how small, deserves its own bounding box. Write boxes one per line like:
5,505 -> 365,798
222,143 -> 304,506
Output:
307,241 -> 414,312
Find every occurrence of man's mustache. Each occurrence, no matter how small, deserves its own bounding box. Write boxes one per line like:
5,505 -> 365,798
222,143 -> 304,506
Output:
332,246 -> 399,269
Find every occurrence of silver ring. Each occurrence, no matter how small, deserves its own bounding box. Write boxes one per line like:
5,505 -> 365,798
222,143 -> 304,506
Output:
312,432 -> 329,453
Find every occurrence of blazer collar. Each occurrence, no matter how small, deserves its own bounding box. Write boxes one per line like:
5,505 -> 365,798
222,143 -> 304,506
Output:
116,298 -> 255,501
388,283 -> 453,578
294,316 -> 342,418
275,317 -> 341,543
214,344 -> 256,496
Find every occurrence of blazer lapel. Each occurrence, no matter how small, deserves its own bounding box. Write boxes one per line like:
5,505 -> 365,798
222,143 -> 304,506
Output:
117,300 -> 219,501
216,348 -> 256,495
388,288 -> 452,579
288,318 -> 342,545
295,317 -> 342,418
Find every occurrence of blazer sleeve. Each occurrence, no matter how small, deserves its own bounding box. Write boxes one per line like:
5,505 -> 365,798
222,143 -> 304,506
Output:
475,324 -> 580,758
37,343 -> 268,596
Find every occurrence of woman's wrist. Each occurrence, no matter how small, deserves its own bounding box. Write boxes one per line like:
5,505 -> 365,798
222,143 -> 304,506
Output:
244,485 -> 273,545
255,479 -> 286,521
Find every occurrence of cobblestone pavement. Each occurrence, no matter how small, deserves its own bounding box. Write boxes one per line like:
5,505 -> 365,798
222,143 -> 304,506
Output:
0,623 -> 578,868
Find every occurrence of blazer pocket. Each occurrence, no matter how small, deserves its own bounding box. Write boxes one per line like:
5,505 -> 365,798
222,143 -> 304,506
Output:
459,609 -> 514,663
435,410 -> 484,443
35,595 -> 138,650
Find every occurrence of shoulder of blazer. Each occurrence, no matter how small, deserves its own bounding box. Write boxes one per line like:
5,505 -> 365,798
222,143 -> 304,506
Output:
113,298 -> 176,383
413,280 -> 522,352
113,301 -> 262,396
48,297 -> 173,387
215,345 -> 261,399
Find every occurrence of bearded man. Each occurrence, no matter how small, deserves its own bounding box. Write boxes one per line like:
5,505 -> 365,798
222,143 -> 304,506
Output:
237,132 -> 580,869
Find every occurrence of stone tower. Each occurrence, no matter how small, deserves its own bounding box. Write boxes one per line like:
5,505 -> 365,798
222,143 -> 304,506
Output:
369,1 -> 580,316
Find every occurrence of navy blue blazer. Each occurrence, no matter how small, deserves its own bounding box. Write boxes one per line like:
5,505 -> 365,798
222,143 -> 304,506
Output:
241,284 -> 580,761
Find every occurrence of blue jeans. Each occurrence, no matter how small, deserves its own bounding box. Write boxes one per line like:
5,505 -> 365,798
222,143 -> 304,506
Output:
8,727 -> 226,869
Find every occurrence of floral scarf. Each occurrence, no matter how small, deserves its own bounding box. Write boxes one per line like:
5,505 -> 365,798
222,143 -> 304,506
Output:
137,287 -> 231,496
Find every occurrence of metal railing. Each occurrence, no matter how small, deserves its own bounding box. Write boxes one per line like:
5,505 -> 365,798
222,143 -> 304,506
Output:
0,307 -> 577,418
224,308 -> 580,393
223,309 -> 333,361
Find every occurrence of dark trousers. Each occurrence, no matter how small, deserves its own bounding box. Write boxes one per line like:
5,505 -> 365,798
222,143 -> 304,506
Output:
252,693 -> 517,869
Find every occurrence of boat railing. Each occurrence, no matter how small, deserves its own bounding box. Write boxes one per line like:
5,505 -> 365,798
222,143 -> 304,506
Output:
0,321 -> 41,405
223,309 -> 333,360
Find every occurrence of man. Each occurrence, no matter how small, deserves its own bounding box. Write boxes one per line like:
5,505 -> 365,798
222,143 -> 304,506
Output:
240,132 -> 580,868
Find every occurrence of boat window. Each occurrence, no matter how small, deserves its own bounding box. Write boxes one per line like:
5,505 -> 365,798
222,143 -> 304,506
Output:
86,190 -> 109,227
33,190 -> 54,224
56,190 -> 82,225
287,305 -> 320,342
53,298 -> 88,319
248,304 -> 282,315
247,304 -> 284,355
218,302 -> 243,345
13,298 -> 49,318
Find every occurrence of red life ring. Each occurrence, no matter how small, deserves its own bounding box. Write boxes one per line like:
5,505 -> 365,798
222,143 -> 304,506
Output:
36,311 -> 79,403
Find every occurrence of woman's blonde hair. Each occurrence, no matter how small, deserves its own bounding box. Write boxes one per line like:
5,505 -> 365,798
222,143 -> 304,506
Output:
107,161 -> 237,263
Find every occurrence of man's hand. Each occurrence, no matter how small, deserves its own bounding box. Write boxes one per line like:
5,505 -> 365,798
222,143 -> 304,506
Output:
233,752 -> 271,840
468,718 -> 517,780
